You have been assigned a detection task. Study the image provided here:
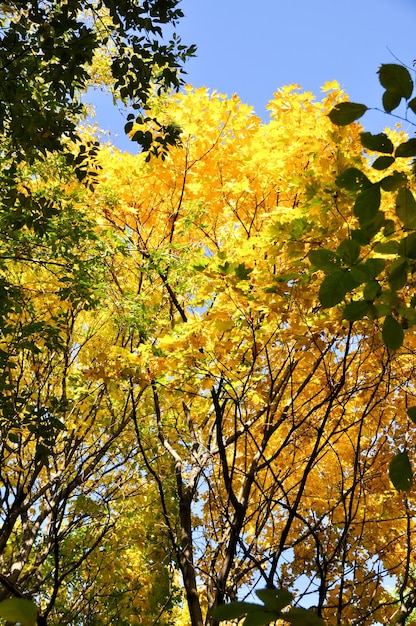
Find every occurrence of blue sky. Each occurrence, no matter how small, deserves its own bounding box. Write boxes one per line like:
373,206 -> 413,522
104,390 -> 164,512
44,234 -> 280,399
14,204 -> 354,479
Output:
88,0 -> 416,151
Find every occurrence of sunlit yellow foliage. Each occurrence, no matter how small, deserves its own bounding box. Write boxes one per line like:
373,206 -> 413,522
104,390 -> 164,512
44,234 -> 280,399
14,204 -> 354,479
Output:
3,82 -> 416,626
82,84 -> 416,625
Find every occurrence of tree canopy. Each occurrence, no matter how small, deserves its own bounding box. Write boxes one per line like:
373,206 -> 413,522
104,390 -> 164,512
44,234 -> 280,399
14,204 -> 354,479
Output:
2,72 -> 416,625
0,0 -> 195,163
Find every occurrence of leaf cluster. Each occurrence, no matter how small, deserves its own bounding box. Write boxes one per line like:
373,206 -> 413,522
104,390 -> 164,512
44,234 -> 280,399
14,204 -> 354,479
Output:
213,589 -> 323,626
311,64 -> 416,351
0,0 -> 195,163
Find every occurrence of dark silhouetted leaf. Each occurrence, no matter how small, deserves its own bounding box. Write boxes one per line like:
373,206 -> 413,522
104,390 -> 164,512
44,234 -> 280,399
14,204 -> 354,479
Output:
382,90 -> 402,113
319,271 -> 360,308
328,102 -> 368,126
354,184 -> 381,224
336,239 -> 361,266
382,315 -> 404,350
343,301 -> 371,322
374,241 -> 399,255
407,407 -> 416,424
378,64 -> 413,99
360,132 -> 394,153
361,258 -> 386,278
244,610 -> 277,626
396,139 -> 416,158
396,187 -> 416,229
399,233 -> 416,259
374,303 -> 393,318
351,229 -> 370,245
383,219 -> 396,236
0,598 -> 37,626
408,97 -> 416,114
285,608 -> 325,626
308,249 -> 340,273
389,451 -> 413,491
256,589 -> 293,612
380,171 -> 408,191
372,156 -> 395,170
388,259 -> 408,290
363,280 -> 381,300
336,167 -> 371,191
213,602 -> 262,621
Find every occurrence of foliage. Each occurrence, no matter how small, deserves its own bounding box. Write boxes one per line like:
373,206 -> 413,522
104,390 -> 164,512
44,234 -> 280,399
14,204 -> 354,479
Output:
78,84 -> 416,626
0,155 -> 178,625
312,61 -> 416,509
0,0 -> 195,353
213,588 -> 324,626
3,67 -> 416,626
0,598 -> 37,626
312,63 -> 416,353
0,0 -> 195,164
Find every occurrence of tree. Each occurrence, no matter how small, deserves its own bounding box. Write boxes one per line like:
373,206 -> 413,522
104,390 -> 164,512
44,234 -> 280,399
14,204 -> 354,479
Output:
75,84 -> 416,626
311,62 -> 416,492
0,153 -> 179,625
0,11 -> 194,617
0,0 -> 195,164
312,63 -> 416,356
3,75 -> 416,626
0,1 -> 195,438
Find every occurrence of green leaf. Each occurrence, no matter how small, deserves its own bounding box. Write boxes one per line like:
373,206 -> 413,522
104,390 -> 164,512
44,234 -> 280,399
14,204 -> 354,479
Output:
378,289 -> 399,306
328,102 -> 368,126
407,406 -> 416,424
388,259 -> 408,290
378,64 -> 413,99
360,258 -> 385,278
319,270 -> 360,308
218,261 -> 233,275
308,249 -> 340,273
343,300 -> 371,322
213,602 -> 261,621
234,263 -> 253,281
354,184 -> 381,225
396,187 -> 416,229
351,229 -> 370,245
395,139 -> 416,158
399,233 -> 416,259
384,219 -> 396,236
382,315 -> 404,350
285,608 -> 325,626
244,610 -> 277,626
399,305 -> 416,323
408,97 -> 416,114
380,171 -> 408,191
389,451 -> 413,491
372,156 -> 395,170
336,239 -> 361,266
373,303 -> 393,318
374,241 -> 399,255
0,598 -> 38,626
350,266 -> 372,283
363,280 -> 381,300
382,90 -> 402,113
336,167 -> 371,191
360,132 -> 394,154
255,589 -> 293,612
